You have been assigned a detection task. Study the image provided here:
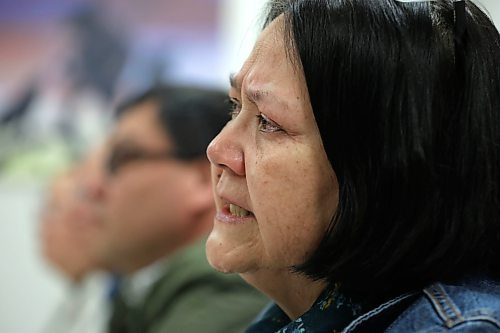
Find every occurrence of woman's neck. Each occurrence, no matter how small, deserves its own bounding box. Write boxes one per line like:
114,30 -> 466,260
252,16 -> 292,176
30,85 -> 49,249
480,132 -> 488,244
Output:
241,269 -> 327,320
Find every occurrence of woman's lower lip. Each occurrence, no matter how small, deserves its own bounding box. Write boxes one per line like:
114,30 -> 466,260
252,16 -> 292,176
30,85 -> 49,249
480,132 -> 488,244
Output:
215,211 -> 254,224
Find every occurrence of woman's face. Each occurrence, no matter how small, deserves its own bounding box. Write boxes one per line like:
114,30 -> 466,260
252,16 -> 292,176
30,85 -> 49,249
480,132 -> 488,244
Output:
206,16 -> 339,275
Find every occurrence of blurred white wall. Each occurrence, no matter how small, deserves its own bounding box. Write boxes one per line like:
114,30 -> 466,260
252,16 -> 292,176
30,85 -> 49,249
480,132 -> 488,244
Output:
0,180 -> 66,333
218,0 -> 268,85
480,0 -> 500,28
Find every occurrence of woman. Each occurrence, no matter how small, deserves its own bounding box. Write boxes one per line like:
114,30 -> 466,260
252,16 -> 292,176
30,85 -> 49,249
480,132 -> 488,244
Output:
206,0 -> 500,332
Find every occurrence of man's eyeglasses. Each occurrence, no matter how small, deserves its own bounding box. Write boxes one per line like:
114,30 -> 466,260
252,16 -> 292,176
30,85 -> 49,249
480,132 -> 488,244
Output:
106,146 -> 178,176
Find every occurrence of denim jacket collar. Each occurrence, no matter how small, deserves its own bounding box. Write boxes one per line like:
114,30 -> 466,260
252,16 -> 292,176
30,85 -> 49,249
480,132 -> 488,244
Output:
247,276 -> 500,333
344,276 -> 500,333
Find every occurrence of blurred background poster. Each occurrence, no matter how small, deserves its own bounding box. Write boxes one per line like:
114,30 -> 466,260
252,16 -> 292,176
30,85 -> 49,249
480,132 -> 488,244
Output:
0,0 -> 243,177
0,0 -> 498,332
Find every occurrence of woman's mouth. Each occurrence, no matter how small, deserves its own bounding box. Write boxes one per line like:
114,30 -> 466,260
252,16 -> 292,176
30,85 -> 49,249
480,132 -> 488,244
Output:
229,203 -> 250,217
215,202 -> 254,224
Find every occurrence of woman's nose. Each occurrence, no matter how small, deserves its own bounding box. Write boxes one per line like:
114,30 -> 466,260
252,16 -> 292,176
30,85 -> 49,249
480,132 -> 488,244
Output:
206,126 -> 245,177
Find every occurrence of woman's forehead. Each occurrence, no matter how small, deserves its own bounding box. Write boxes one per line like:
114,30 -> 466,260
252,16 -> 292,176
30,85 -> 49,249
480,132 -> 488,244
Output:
232,16 -> 287,88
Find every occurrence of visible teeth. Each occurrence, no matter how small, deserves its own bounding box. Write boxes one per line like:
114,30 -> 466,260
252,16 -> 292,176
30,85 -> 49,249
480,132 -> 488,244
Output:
229,203 -> 250,217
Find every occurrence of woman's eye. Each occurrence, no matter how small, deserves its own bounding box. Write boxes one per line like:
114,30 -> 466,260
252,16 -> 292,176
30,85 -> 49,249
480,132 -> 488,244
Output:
227,97 -> 241,120
257,113 -> 282,133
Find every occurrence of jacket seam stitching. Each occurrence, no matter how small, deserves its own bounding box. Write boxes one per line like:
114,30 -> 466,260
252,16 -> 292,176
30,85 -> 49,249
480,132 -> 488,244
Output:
423,284 -> 465,328
464,316 -> 500,328
341,292 -> 417,333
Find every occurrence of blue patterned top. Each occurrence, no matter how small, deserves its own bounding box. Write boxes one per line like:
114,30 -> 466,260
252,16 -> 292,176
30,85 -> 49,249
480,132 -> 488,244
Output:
245,284 -> 367,333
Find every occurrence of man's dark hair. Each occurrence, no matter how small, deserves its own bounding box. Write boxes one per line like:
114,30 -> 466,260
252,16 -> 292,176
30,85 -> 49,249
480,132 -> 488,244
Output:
265,0 -> 500,298
116,85 -> 230,160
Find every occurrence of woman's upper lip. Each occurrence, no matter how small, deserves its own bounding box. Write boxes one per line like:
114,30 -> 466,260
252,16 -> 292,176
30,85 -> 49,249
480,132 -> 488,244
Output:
216,192 -> 252,213
214,176 -> 252,212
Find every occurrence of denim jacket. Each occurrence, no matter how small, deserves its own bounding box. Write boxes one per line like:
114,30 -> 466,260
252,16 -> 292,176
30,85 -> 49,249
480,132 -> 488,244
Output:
344,277 -> 500,332
246,276 -> 500,332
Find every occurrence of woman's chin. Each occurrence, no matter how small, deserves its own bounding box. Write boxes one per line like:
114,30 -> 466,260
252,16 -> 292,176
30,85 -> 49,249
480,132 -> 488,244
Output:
205,230 -> 258,274
206,255 -> 235,273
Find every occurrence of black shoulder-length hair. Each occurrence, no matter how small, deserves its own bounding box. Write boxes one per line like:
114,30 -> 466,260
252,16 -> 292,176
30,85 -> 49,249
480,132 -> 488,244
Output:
264,0 -> 500,298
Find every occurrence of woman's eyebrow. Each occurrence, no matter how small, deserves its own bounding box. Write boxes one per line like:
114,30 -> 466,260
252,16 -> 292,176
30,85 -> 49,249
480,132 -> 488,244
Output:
229,73 -> 268,104
246,86 -> 292,116
245,87 -> 269,104
231,72 -> 290,111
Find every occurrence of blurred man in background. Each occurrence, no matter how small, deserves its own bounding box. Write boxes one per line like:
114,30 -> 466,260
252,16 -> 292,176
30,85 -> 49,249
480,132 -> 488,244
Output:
93,86 -> 267,333
40,85 -> 268,333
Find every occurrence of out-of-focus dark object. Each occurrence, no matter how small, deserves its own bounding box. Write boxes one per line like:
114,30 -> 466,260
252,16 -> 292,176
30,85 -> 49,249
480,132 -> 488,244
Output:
0,81 -> 38,128
66,7 -> 127,100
